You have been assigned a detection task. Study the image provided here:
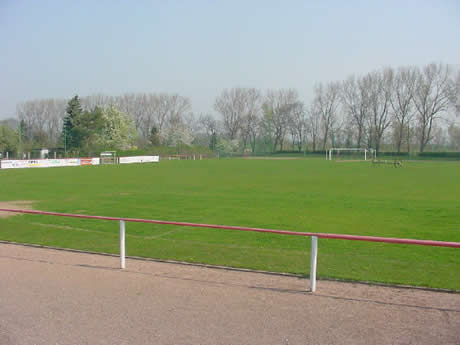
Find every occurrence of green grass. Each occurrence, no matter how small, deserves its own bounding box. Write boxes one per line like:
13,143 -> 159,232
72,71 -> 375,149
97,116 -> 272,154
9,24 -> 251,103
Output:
1,158 -> 459,289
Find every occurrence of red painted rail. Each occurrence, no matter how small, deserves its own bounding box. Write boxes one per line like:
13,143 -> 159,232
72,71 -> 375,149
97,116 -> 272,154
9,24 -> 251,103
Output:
1,208 -> 459,248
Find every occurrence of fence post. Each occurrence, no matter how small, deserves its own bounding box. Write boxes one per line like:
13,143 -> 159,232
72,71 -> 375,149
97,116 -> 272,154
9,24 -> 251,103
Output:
310,236 -> 318,292
120,220 -> 126,269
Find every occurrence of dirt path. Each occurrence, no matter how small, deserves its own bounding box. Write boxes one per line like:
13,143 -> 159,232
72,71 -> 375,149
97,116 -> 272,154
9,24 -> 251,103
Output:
0,243 -> 459,345
0,201 -> 35,218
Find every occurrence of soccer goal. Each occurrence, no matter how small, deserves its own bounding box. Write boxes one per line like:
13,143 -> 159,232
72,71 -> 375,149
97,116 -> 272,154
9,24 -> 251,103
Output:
326,148 -> 376,161
100,151 -> 118,165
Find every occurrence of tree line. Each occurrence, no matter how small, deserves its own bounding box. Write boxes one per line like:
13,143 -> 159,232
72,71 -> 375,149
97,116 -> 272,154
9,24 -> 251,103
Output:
214,63 -> 459,154
1,62 -> 459,157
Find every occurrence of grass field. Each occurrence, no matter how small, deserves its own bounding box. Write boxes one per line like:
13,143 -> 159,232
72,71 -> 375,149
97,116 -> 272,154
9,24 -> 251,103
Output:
1,158 -> 459,289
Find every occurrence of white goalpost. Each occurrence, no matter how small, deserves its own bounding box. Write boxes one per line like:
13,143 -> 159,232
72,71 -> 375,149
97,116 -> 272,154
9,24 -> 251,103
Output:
100,151 -> 118,165
326,148 -> 376,161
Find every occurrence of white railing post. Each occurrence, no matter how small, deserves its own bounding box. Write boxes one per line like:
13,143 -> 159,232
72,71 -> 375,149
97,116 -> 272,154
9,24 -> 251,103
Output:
119,220 -> 126,269
310,236 -> 318,292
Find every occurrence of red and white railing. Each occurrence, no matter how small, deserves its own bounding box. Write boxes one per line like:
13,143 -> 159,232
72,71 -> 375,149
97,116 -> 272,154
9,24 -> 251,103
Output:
1,208 -> 459,292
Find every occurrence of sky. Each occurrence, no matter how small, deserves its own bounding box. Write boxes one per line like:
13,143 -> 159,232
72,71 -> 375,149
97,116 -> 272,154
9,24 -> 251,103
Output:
1,0 -> 459,119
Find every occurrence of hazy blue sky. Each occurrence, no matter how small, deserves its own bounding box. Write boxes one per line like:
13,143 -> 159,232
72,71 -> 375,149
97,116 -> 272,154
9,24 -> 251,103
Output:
1,0 -> 459,119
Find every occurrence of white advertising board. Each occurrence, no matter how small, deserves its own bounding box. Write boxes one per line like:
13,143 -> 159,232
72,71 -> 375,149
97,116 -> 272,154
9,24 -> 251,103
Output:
79,158 -> 100,166
0,156 -> 155,169
119,156 -> 159,164
0,158 -> 80,169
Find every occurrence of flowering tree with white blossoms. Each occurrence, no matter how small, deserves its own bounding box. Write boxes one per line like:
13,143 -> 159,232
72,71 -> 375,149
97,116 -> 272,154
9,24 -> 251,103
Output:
99,105 -> 137,150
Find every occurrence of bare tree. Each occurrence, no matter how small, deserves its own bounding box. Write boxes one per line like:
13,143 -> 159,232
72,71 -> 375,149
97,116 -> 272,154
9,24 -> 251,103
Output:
81,94 -> 114,111
197,114 -> 219,148
448,122 -> 460,150
100,93 -> 192,144
117,93 -> 191,142
214,88 -> 261,151
262,89 -> 298,151
160,94 -> 192,138
413,63 -> 453,152
289,101 -> 307,151
341,76 -> 370,148
453,70 -> 460,117
16,98 -> 67,147
199,114 -> 219,137
306,103 -> 321,151
214,88 -> 247,140
115,93 -> 148,135
45,99 -> 67,145
312,82 -> 341,150
390,66 -> 417,152
239,89 -> 261,153
365,69 -> 393,153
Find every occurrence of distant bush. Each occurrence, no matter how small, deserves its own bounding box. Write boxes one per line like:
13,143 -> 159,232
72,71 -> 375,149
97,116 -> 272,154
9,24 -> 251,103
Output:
378,152 -> 409,157
377,151 -> 460,160
417,152 -> 460,159
117,145 -> 214,157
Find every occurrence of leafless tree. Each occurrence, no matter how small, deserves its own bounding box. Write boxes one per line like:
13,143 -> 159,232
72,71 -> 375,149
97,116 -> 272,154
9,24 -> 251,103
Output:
45,99 -> 67,145
199,114 -> 219,137
365,69 -> 393,153
413,63 -> 453,152
312,82 -> 341,150
214,88 -> 248,140
289,101 -> 307,151
452,70 -> 460,117
160,94 -> 192,137
262,89 -> 299,151
115,93 -> 191,143
341,76 -> 370,148
239,89 -> 261,153
306,103 -> 321,151
390,66 -> 417,152
195,113 -> 219,147
16,98 -> 67,147
114,93 -> 147,134
81,94 -> 114,111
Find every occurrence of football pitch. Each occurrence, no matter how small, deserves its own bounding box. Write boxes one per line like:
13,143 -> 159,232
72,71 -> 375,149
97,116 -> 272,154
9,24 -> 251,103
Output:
1,158 -> 459,289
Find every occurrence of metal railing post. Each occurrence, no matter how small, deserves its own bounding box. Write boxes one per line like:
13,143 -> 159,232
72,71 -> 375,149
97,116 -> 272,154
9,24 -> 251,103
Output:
310,236 -> 318,292
120,220 -> 126,269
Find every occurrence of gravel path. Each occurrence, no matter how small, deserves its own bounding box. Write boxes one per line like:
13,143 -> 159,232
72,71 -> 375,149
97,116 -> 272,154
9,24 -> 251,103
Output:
1,243 -> 459,345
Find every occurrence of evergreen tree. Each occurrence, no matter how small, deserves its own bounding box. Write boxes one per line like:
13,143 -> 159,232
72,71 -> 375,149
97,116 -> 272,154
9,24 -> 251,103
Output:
209,132 -> 217,151
150,126 -> 160,146
73,106 -> 105,154
62,95 -> 82,153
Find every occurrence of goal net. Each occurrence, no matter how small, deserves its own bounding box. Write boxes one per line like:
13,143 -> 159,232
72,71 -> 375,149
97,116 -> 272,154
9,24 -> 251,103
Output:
100,151 -> 118,165
326,148 -> 376,161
